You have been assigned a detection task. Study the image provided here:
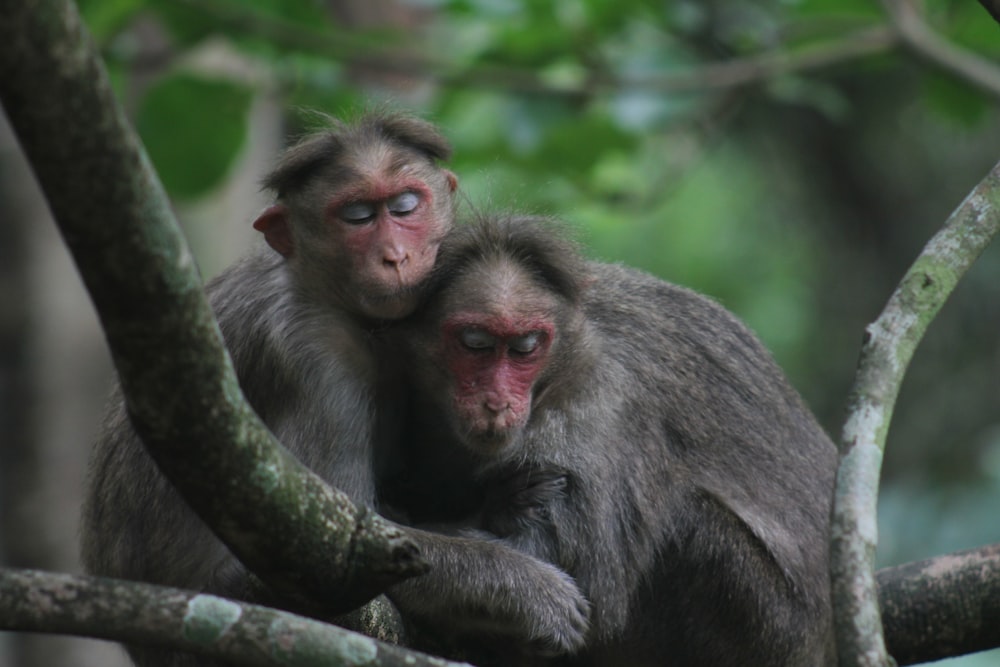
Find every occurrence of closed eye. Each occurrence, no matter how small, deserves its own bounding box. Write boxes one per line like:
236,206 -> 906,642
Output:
388,191 -> 420,216
460,328 -> 496,351
509,332 -> 543,354
339,201 -> 376,224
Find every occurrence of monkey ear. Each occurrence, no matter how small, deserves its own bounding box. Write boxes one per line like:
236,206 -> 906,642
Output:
252,204 -> 294,257
444,170 -> 458,192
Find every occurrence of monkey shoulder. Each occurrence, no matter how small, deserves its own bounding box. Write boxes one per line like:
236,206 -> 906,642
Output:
581,261 -> 829,429
584,259 -> 836,449
203,250 -> 385,493
206,250 -> 292,363
580,262 -> 837,553
583,262 -> 763,351
206,249 -> 378,408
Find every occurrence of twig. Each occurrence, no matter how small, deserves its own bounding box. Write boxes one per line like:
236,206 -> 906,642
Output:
612,27 -> 895,93
184,0 -> 896,98
882,0 -> 1000,99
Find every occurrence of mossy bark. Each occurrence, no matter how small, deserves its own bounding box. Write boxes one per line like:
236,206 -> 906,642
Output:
0,0 -> 424,618
831,161 -> 1000,666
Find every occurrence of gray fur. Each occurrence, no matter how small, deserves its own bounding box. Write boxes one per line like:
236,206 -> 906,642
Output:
390,214 -> 838,666
80,120 -> 591,666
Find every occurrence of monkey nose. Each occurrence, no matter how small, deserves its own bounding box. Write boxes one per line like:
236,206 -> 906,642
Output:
382,251 -> 409,274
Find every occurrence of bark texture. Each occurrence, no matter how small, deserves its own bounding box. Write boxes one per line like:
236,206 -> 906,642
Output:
831,160 -> 1000,666
879,544 -> 1000,665
0,0 -> 425,616
0,568 -> 467,667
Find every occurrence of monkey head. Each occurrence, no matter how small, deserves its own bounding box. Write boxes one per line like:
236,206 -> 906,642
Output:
253,112 -> 459,320
412,215 -> 592,458
439,260 -> 559,452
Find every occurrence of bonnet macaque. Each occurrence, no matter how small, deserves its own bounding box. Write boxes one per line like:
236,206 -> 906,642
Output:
390,214 -> 838,666
82,117 -> 589,666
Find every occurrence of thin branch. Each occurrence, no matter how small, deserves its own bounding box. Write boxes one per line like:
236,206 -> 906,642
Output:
182,0 -> 896,98
614,27 -> 896,93
0,568 -> 466,667
164,0 -> 999,102
0,0 -> 425,614
830,161 -> 1000,667
878,544 -> 1000,665
882,0 -> 1000,99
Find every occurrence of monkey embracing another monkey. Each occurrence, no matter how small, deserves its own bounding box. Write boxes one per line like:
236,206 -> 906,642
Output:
389,213 -> 839,666
81,116 -> 589,667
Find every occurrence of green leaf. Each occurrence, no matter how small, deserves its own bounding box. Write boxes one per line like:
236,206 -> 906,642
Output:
922,71 -> 994,127
786,0 -> 882,21
149,0 -> 332,47
146,1 -> 217,46
137,73 -> 253,200
77,0 -> 145,42
931,0 -> 1000,55
525,111 -> 638,179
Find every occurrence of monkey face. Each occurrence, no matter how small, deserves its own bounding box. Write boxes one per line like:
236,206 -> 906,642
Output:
322,175 -> 450,319
431,263 -> 561,455
255,136 -> 457,321
443,315 -> 552,452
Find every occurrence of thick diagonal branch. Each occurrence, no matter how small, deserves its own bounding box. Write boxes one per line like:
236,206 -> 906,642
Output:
0,0 -> 425,615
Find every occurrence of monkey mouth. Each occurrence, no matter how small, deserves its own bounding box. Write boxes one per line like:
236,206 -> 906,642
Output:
459,417 -> 524,456
358,286 -> 423,319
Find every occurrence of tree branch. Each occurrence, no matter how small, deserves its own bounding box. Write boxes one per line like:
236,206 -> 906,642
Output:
980,0 -> 1000,27
830,161 -> 1000,666
151,0 -> 1000,102
0,0 -> 425,615
182,0 -> 897,98
0,568 -> 465,667
882,0 -> 1000,99
615,27 -> 896,93
878,544 -> 1000,665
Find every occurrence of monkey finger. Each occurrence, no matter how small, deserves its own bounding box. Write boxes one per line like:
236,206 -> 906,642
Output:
523,564 -> 592,654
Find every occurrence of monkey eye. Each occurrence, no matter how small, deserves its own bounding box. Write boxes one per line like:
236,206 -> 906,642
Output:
509,332 -> 543,355
459,329 -> 496,350
387,191 -> 420,216
338,202 -> 376,224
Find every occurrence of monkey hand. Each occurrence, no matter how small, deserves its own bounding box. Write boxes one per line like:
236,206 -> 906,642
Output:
517,560 -> 591,655
442,530 -> 591,652
387,530 -> 590,654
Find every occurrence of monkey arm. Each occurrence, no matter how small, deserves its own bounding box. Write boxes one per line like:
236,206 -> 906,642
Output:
385,528 -> 590,655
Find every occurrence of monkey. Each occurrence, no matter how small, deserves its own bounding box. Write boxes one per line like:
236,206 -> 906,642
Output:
80,115 -> 589,666
387,213 -> 839,666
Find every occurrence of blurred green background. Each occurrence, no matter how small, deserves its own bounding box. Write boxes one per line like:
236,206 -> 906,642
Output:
3,0 -> 1000,664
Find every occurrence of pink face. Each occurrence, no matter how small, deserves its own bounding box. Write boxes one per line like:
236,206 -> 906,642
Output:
442,312 -> 554,452
253,163 -> 456,320
327,177 -> 446,315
